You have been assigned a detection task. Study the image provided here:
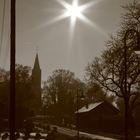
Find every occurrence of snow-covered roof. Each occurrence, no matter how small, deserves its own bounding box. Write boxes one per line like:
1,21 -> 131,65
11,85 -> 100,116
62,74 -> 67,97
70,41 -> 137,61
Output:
76,101 -> 104,113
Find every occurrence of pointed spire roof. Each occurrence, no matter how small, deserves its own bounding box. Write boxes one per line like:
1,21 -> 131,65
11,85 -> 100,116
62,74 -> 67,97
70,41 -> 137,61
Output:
33,53 -> 40,69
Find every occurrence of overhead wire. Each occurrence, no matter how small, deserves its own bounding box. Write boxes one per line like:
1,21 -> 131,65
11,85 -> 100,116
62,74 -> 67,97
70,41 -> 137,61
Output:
3,29 -> 10,69
0,0 -> 6,67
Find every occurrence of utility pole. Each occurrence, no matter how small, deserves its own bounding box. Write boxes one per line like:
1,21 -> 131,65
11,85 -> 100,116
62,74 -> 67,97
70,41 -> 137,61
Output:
10,0 -> 16,139
76,89 -> 79,140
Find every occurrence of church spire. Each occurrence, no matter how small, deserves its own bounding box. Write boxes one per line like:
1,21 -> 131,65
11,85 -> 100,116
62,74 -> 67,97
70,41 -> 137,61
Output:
31,53 -> 41,115
33,53 -> 40,70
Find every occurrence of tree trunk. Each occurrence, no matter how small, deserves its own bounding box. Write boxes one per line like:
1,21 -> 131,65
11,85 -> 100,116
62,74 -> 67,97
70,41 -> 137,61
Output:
128,109 -> 135,140
124,97 -> 135,140
124,97 -> 129,140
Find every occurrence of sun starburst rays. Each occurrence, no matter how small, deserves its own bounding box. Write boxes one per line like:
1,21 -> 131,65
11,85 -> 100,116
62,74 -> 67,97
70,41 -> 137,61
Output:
34,0 -> 106,47
57,0 -> 106,35
36,0 -> 104,33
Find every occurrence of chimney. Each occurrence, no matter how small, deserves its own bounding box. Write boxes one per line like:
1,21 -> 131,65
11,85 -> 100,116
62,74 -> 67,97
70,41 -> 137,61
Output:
86,103 -> 88,109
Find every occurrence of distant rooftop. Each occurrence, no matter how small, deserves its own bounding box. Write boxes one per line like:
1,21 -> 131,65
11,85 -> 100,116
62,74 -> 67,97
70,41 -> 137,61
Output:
76,101 -> 104,113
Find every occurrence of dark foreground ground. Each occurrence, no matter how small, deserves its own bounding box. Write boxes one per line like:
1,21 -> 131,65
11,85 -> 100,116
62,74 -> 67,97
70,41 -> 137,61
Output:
1,131 -> 140,140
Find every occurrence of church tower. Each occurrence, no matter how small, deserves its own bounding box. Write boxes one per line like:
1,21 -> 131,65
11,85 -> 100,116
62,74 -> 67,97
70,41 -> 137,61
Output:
31,53 -> 41,115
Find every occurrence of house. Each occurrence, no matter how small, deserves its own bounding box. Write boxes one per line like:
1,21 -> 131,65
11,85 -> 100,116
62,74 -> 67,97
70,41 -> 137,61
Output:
76,101 -> 122,133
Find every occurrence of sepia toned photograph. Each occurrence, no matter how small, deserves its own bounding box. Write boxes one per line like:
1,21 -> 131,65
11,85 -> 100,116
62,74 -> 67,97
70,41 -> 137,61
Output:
0,0 -> 140,139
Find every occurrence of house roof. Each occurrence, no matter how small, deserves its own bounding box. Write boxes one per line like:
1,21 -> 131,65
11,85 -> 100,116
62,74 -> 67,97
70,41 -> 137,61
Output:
76,101 -> 119,113
76,101 -> 104,113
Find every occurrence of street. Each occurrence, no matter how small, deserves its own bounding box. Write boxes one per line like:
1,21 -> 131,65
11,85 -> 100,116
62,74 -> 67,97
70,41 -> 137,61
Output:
51,125 -> 119,140
0,126 -> 120,140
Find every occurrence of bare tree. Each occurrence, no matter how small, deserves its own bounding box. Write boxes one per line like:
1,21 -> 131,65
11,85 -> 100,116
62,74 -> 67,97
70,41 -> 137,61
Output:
43,69 -> 85,121
85,1 -> 140,139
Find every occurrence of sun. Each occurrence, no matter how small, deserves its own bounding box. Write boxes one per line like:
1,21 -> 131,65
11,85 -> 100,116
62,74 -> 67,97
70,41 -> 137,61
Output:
37,0 -> 106,38
58,0 -> 86,26
65,0 -> 83,22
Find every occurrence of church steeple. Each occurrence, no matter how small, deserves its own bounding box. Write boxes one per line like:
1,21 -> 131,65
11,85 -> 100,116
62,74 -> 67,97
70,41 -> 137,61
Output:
33,53 -> 40,70
31,53 -> 41,115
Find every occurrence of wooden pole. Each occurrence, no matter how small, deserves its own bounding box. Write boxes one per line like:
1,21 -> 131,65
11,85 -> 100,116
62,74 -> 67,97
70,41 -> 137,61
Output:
76,89 -> 79,140
10,0 -> 16,139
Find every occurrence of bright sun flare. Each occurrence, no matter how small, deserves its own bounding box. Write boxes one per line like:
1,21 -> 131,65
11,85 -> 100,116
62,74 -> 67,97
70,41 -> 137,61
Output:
65,0 -> 83,22
58,0 -> 85,26
39,0 -> 106,38
44,0 -> 104,30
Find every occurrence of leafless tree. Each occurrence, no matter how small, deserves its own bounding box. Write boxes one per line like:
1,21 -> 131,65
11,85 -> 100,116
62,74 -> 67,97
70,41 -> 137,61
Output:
85,1 -> 140,139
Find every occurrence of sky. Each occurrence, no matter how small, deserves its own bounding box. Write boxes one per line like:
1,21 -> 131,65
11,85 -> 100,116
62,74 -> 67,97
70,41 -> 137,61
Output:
0,0 -> 132,82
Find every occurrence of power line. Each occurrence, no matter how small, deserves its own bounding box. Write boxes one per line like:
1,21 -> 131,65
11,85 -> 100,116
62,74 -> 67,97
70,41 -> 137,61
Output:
0,0 -> 6,64
3,29 -> 10,69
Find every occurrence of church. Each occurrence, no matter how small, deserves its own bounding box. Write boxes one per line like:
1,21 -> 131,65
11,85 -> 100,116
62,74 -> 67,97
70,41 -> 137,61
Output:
30,53 -> 42,115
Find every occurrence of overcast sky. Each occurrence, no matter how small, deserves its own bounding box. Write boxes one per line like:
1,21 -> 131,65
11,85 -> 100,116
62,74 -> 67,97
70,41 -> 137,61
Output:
0,0 -> 132,82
